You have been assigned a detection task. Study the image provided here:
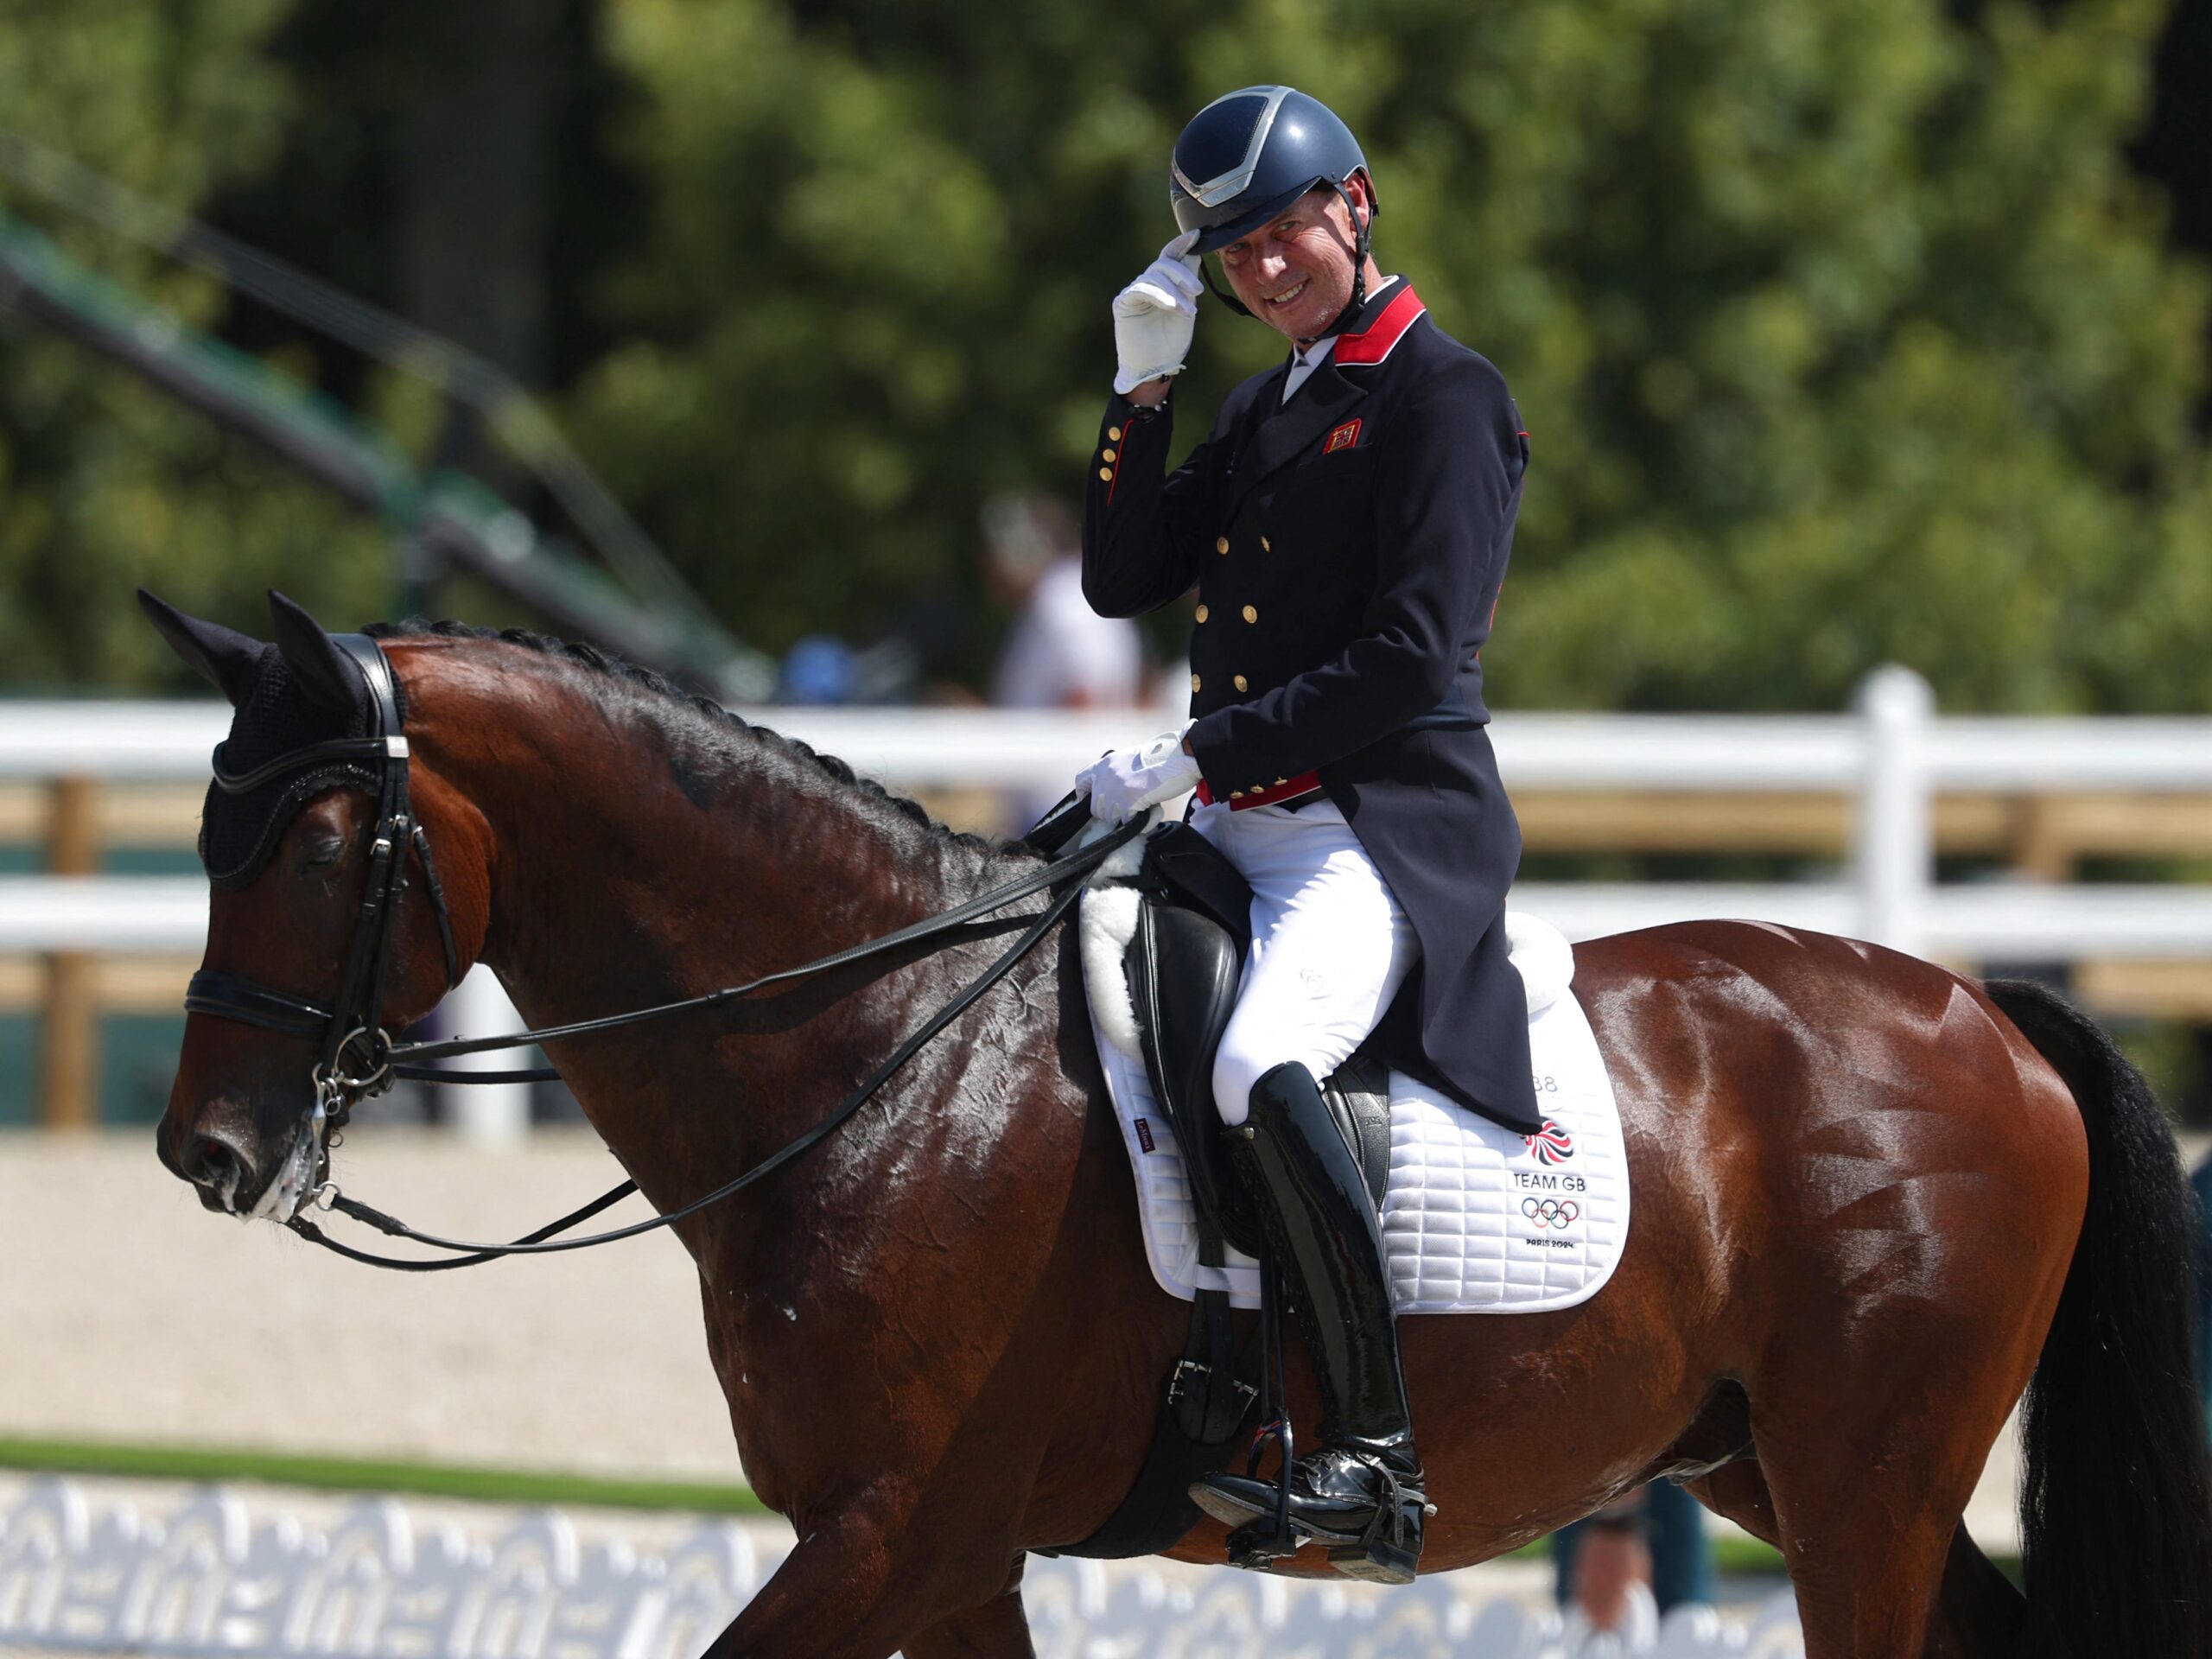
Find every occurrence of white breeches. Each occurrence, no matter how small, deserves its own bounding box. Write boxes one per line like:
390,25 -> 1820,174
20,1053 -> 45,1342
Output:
1191,798 -> 1420,1126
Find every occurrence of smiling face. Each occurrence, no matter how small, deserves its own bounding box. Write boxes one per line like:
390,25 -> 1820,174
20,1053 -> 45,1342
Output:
1217,175 -> 1382,346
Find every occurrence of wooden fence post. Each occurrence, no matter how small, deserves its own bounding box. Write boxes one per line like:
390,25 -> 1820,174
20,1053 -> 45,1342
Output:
39,776 -> 99,1129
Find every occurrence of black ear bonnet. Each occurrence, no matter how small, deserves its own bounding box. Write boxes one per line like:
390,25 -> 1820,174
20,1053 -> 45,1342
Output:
137,591 -> 408,890
200,645 -> 398,889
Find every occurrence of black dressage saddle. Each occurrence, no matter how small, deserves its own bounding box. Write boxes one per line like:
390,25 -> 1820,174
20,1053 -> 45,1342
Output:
1109,820 -> 1395,1261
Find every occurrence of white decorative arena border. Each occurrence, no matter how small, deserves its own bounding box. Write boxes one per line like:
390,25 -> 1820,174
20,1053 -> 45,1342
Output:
0,1478 -> 1804,1657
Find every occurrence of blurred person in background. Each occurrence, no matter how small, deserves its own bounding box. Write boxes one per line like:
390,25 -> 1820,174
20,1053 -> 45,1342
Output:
981,491 -> 1145,827
1558,1497 -> 1660,1652
1553,1480 -> 1716,1650
1073,86 -> 1535,1580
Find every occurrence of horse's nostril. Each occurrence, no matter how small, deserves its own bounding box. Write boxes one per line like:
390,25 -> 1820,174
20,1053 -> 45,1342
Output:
181,1132 -> 247,1199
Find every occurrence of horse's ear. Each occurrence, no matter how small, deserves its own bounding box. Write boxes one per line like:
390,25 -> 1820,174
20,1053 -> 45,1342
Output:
137,590 -> 265,708
266,590 -> 360,715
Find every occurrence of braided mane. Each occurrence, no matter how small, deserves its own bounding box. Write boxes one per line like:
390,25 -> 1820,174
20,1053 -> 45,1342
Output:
365,619 -> 1001,854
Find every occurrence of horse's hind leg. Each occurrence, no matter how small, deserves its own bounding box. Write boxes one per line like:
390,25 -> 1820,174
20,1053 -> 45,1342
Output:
1744,1352 -> 2018,1659
1764,1511 -> 2023,1659
1691,1458 -> 2022,1659
1923,1528 -> 2025,1659
1754,1450 -> 1955,1656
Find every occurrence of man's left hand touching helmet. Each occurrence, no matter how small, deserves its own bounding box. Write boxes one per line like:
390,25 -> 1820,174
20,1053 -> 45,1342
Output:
1075,726 -> 1201,824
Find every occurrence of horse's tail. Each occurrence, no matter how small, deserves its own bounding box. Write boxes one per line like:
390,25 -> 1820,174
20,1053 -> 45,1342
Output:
1983,978 -> 2212,1659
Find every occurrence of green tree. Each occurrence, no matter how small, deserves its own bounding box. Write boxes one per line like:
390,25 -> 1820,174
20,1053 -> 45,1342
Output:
0,0 -> 391,691
573,0 -> 2209,710
2,0 -> 2204,712
1379,0 -> 2212,712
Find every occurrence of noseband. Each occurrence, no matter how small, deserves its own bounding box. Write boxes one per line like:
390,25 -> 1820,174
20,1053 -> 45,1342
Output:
183,635 -> 462,1154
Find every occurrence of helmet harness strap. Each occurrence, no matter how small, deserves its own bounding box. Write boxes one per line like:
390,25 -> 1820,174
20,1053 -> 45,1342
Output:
1319,175 -> 1373,338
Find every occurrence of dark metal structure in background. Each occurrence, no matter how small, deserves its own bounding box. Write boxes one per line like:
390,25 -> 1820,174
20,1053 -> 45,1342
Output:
0,134 -> 775,703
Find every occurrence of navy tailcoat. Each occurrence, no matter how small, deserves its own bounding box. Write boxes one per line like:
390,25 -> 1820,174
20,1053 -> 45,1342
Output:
1082,278 -> 1541,1134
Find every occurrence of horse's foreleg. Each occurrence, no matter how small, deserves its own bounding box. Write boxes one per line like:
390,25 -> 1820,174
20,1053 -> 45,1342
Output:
699,1503 -> 1021,1659
899,1557 -> 1034,1659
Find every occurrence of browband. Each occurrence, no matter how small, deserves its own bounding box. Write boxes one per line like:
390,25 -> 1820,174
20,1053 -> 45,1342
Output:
213,734 -> 405,796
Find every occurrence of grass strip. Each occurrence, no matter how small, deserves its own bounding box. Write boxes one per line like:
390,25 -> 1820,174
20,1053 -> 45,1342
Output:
0,1436 -> 767,1515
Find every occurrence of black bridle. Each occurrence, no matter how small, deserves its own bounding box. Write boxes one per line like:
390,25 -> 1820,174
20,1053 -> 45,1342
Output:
184,635 -> 462,1149
179,635 -> 1141,1269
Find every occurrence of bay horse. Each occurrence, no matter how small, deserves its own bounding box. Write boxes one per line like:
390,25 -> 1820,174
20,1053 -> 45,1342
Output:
148,594 -> 2210,1659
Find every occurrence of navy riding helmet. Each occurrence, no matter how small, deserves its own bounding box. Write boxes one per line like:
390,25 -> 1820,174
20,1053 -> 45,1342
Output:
1169,86 -> 1377,325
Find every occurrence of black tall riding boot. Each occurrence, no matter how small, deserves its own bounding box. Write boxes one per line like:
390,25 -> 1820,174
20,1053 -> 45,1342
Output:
1191,1061 -> 1428,1583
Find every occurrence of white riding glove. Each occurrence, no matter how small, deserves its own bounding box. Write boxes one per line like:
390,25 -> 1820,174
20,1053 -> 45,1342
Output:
1111,231 -> 1205,396
1076,727 -> 1203,825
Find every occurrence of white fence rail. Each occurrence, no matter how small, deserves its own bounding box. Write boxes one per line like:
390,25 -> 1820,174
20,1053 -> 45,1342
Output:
10,666 -> 2212,959
0,1478 -> 1805,1658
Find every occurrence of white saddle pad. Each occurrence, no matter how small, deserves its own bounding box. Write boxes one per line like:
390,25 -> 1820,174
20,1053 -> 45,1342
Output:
1083,894 -> 1630,1315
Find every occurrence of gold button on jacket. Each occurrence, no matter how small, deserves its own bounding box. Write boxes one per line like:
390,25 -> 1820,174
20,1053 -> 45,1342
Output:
1215,536 -> 1230,554
1195,604 -> 1210,623
1233,674 -> 1249,692
1242,605 -> 1258,623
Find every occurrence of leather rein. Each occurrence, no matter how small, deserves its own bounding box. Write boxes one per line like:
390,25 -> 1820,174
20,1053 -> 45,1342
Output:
181,634 -> 1141,1270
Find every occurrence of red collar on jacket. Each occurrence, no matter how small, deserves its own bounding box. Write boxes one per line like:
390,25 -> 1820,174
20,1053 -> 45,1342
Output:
1332,283 -> 1426,368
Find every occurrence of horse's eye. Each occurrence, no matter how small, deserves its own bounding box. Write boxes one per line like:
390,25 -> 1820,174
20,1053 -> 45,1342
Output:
299,836 -> 346,873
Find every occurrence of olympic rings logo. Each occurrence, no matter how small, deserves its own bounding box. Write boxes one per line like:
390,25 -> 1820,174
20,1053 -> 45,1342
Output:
1522,1197 -> 1580,1230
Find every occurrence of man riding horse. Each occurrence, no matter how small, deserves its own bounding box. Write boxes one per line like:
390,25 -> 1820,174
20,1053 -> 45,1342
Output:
1074,86 -> 1538,1582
